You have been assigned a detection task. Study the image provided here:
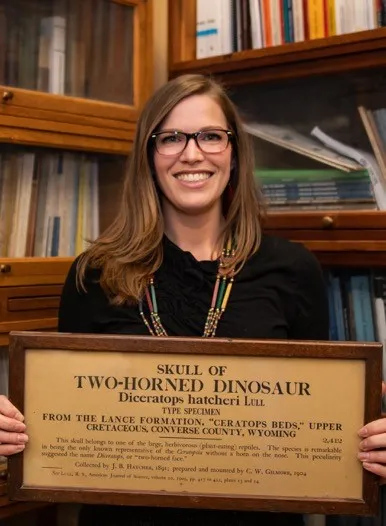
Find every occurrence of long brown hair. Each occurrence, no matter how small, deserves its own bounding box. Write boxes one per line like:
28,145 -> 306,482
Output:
77,74 -> 265,304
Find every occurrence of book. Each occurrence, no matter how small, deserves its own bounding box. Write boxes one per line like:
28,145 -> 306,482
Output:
243,121 -> 362,172
311,126 -> 386,210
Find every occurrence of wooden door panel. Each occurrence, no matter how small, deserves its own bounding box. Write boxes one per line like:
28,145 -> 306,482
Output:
0,258 -> 72,287
0,285 -> 62,332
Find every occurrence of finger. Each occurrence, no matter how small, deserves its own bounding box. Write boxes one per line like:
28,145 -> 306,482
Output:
360,434 -> 386,451
363,462 -> 386,478
0,430 -> 28,446
382,382 -> 386,397
0,444 -> 25,457
0,396 -> 24,422
0,413 -> 26,433
359,418 -> 386,438
358,450 -> 386,464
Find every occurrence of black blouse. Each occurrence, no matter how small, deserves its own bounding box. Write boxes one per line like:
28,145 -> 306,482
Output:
58,234 -> 329,526
58,234 -> 329,341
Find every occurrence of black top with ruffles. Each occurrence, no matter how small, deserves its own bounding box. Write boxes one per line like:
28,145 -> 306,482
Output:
59,234 -> 328,340
58,233 -> 329,526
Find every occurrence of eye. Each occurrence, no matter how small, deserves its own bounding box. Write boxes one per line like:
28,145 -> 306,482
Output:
158,133 -> 184,145
200,131 -> 223,142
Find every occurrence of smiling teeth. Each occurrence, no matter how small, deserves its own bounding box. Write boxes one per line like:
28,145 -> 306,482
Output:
177,173 -> 211,182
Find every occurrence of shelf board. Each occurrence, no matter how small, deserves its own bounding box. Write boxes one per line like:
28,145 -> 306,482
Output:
264,210 -> 386,262
264,210 -> 386,230
307,251 -> 386,267
169,28 -> 386,85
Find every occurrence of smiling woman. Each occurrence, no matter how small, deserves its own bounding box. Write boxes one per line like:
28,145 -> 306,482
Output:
152,94 -> 233,224
75,73 -> 264,302
0,74 -> 385,526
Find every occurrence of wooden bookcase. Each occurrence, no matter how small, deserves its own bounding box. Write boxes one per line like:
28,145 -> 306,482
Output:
167,0 -> 386,269
0,0 -> 153,349
0,0 -> 153,522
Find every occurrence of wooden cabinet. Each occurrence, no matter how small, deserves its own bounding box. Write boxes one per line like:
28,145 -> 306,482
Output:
0,1 -> 153,521
0,258 -> 71,343
0,0 -> 152,154
0,284 -> 62,336
0,0 -> 152,343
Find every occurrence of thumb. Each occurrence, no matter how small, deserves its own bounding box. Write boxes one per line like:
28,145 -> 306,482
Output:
382,382 -> 386,397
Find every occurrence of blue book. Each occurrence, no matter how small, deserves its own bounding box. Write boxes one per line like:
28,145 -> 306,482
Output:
350,274 -> 375,341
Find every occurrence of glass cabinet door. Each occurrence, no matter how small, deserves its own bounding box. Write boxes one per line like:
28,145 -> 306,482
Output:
0,0 -> 152,153
0,143 -> 126,258
0,0 -> 136,105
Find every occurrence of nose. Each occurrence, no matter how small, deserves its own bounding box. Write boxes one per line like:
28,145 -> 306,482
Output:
179,137 -> 204,162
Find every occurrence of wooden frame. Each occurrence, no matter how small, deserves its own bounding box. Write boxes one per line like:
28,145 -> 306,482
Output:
8,331 -> 382,516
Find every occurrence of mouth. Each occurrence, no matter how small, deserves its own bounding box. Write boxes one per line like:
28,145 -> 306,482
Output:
173,171 -> 214,182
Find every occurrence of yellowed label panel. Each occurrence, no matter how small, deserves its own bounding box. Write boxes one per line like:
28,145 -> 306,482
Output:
23,349 -> 364,499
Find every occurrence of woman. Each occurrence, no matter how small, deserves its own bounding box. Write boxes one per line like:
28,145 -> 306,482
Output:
0,74 -> 385,525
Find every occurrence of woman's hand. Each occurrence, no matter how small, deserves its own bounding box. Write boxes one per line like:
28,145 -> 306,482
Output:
0,395 -> 28,456
358,382 -> 386,480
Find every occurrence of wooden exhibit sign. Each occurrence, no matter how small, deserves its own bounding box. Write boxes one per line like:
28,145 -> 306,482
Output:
7,332 -> 382,515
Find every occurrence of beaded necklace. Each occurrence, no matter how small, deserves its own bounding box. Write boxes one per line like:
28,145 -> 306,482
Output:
139,238 -> 236,337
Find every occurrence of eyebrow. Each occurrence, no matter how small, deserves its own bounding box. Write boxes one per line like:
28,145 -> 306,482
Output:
157,126 -> 228,133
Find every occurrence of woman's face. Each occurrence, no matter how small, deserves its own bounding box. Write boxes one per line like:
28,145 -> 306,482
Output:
152,94 -> 232,216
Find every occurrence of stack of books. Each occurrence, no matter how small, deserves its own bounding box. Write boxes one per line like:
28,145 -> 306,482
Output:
244,104 -> 386,211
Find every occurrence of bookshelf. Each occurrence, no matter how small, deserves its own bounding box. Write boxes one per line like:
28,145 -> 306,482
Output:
166,8 -> 386,523
167,0 -> 386,268
0,0 -> 152,351
169,26 -> 386,86
0,1 -> 152,522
